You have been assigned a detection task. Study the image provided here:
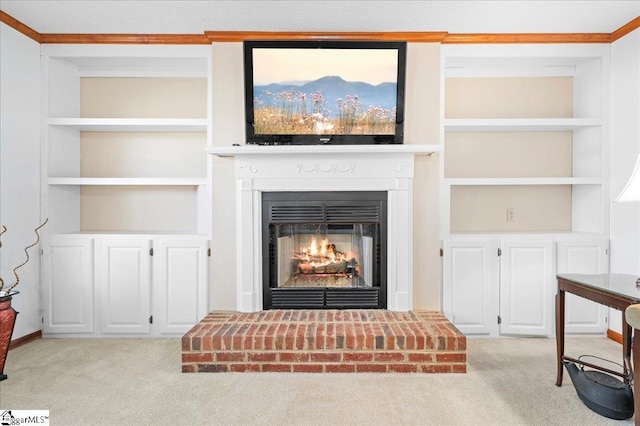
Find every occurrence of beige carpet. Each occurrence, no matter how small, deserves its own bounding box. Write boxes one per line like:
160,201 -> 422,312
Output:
0,336 -> 634,425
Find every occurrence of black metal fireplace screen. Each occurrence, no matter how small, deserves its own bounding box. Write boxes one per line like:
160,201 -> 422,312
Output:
262,191 -> 387,309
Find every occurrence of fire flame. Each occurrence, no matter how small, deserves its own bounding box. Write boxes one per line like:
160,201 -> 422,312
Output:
300,237 -> 350,266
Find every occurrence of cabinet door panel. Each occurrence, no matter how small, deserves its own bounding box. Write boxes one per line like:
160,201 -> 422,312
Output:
442,239 -> 498,335
557,239 -> 608,333
500,240 -> 554,336
153,238 -> 208,334
96,238 -> 151,334
43,237 -> 93,333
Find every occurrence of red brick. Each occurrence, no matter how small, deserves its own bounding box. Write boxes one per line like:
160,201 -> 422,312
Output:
182,365 -> 196,373
310,352 -> 341,362
182,353 -> 214,363
181,336 -> 192,351
343,352 -> 373,362
216,352 -> 246,362
293,364 -> 324,373
422,364 -> 451,373
278,352 -> 311,362
326,364 -> 356,373
247,352 -> 277,362
285,324 -> 296,350
452,364 -> 467,373
316,323 -> 325,349
230,364 -> 261,372
275,323 -> 288,350
436,353 -> 466,363
296,323 -> 307,350
326,323 -> 336,349
262,363 -> 292,372
388,364 -> 419,373
356,364 -> 387,373
253,323 -> 269,350
373,352 -> 405,362
198,364 -> 229,372
407,352 -> 434,362
457,336 -> 467,351
264,324 -> 278,350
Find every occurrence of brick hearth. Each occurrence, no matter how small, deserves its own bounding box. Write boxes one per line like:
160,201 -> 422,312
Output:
182,310 -> 466,373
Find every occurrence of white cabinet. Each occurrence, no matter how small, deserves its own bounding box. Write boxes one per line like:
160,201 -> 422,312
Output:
557,239 -> 609,333
43,237 -> 94,334
443,237 -> 608,337
442,239 -> 498,335
96,238 -> 152,334
499,239 -> 554,336
153,238 -> 209,334
43,235 -> 208,337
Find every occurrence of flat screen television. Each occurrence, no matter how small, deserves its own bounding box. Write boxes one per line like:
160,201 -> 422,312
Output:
243,40 -> 407,145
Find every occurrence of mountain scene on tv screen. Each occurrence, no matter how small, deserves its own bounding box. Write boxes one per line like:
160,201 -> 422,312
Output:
253,76 -> 397,135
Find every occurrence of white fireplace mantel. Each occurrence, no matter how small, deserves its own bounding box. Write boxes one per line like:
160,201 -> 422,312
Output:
208,144 -> 441,312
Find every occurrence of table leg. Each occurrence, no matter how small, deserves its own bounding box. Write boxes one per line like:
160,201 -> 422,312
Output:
632,328 -> 639,425
556,290 -> 565,386
623,314 -> 633,385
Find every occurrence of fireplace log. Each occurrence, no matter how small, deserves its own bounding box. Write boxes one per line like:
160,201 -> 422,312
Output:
293,259 -> 357,275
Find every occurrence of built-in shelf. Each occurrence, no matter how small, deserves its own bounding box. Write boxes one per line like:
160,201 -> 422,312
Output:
208,144 -> 442,157
48,118 -> 208,132
445,177 -> 603,186
48,177 -> 208,186
444,118 -> 602,132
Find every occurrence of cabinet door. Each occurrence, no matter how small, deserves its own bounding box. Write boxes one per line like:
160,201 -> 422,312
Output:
153,238 -> 209,334
95,238 -> 151,334
442,239 -> 499,335
557,239 -> 609,334
43,237 -> 94,333
499,239 -> 554,336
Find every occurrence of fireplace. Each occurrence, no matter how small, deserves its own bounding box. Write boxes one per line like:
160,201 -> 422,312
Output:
262,191 -> 387,309
207,144 -> 438,312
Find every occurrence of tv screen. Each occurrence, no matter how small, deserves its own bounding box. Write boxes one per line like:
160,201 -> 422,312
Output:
244,40 -> 407,145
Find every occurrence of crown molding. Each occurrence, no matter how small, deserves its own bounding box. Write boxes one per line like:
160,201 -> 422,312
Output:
611,16 -> 640,42
442,32 -> 612,44
0,10 -> 41,42
1,11 -> 638,45
39,33 -> 211,44
205,31 -> 448,42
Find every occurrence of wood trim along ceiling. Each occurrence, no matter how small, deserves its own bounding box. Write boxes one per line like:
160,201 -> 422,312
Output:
0,10 -> 41,42
611,16 -> 640,42
0,11 -> 639,45
204,31 -> 448,42
441,32 -> 612,44
38,33 -> 211,44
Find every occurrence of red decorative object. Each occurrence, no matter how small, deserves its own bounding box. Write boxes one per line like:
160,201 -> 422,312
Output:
0,291 -> 19,381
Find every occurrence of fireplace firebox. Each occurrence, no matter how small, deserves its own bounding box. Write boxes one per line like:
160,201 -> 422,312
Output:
262,191 -> 387,309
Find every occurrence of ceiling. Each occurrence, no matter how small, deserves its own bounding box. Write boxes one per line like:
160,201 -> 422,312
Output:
0,1 -> 638,35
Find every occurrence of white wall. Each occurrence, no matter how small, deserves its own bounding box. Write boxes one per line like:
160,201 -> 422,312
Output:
0,23 -> 42,339
609,27 -> 640,333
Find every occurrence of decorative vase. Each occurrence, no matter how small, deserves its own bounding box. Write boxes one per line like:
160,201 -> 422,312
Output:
0,291 -> 19,381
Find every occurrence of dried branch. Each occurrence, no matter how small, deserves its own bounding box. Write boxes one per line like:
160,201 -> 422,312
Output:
1,218 -> 48,294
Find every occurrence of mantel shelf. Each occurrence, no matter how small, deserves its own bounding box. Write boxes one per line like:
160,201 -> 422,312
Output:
207,144 -> 442,157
